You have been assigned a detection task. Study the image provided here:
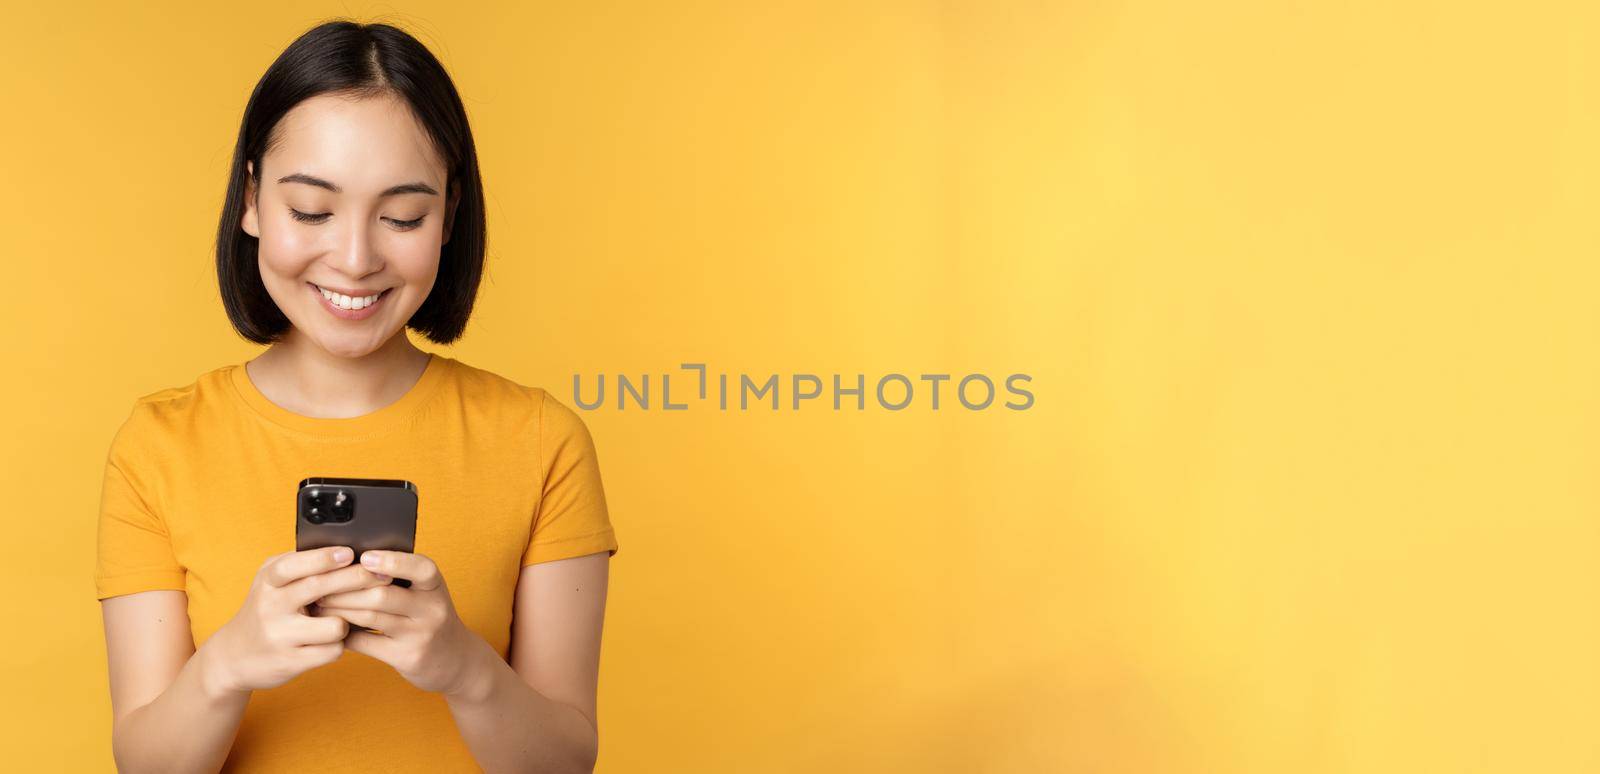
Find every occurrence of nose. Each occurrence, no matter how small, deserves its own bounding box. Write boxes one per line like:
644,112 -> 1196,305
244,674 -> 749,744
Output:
327,213 -> 385,277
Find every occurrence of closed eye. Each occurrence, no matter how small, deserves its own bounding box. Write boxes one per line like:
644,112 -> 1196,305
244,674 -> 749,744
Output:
288,208 -> 426,231
289,208 -> 331,225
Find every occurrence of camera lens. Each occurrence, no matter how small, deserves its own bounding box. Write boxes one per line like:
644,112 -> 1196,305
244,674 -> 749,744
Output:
330,490 -> 354,521
307,507 -> 324,524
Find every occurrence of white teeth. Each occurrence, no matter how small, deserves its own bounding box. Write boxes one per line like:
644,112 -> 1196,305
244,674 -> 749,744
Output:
317,286 -> 381,310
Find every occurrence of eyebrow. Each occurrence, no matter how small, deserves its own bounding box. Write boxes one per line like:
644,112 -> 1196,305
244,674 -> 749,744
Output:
276,172 -> 439,197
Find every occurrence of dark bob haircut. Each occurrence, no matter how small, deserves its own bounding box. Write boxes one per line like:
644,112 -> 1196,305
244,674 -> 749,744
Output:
215,20 -> 486,345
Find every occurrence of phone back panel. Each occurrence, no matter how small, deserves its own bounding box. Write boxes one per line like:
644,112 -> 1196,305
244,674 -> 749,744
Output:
295,477 -> 418,559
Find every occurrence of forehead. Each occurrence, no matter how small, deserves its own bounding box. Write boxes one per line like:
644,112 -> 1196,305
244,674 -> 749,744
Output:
264,92 -> 446,188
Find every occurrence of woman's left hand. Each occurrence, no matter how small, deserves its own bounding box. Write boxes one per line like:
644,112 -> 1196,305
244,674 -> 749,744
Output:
311,550 -> 480,696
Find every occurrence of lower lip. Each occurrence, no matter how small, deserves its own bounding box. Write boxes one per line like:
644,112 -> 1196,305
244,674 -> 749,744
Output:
309,283 -> 390,321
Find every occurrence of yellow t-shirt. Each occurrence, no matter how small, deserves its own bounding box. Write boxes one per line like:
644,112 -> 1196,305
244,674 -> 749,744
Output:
94,353 -> 619,772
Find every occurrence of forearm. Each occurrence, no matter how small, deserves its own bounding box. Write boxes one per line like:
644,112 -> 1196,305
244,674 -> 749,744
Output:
445,635 -> 599,774
111,640 -> 250,774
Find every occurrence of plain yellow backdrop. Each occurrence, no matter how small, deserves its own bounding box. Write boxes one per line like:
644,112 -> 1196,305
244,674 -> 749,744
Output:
3,1 -> 1597,771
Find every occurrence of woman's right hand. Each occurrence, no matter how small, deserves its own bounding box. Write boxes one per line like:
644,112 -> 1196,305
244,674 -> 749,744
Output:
201,546 -> 392,695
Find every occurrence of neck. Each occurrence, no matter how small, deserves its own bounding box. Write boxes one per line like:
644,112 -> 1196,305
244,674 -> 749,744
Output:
245,332 -> 433,419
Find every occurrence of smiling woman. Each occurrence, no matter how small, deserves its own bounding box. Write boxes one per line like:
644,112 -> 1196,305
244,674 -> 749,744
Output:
232,87 -> 466,361
95,19 -> 618,774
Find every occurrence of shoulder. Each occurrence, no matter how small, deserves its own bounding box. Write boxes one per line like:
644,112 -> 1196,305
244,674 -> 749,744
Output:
103,364 -> 234,473
444,358 -> 595,444
110,366 -> 232,445
443,357 -> 546,425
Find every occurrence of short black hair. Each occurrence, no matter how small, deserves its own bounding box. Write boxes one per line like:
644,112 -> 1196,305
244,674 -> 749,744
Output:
215,20 -> 486,345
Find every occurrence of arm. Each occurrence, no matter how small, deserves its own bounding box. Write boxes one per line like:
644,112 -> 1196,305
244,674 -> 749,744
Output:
99,590 -> 248,774
446,551 -> 611,773
326,550 -> 612,774
100,550 -> 388,773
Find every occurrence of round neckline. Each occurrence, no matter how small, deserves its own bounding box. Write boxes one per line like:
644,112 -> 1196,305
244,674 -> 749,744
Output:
228,352 -> 450,438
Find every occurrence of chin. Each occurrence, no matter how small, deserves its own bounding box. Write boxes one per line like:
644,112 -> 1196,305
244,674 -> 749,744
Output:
308,327 -> 394,360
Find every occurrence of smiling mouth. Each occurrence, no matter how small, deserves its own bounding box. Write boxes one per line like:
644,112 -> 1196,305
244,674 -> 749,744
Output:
310,283 -> 391,311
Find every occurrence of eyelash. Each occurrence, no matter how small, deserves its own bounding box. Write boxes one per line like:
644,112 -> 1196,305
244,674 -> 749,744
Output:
289,208 -> 425,231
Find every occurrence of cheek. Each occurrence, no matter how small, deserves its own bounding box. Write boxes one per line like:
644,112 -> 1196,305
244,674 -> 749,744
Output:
257,223 -> 320,278
388,240 -> 443,287
257,246 -> 314,284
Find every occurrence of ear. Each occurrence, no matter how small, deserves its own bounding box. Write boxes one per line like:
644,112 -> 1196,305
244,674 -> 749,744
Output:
440,179 -> 462,246
241,160 -> 261,238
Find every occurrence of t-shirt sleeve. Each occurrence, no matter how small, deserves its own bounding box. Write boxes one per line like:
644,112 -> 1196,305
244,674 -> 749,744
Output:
521,389 -> 620,566
94,404 -> 185,600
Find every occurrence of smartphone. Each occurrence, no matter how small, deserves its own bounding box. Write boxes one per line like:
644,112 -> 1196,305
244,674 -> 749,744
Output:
296,477 -> 418,589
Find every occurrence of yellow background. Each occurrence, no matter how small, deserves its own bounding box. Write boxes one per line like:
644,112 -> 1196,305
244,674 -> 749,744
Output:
3,1 -> 1596,771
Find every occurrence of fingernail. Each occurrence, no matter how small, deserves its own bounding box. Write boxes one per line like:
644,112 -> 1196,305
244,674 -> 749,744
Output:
333,548 -> 353,563
361,552 -> 380,568
373,573 -> 392,582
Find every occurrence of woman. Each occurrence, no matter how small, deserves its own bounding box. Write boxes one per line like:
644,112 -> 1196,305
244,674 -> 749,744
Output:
94,20 -> 618,773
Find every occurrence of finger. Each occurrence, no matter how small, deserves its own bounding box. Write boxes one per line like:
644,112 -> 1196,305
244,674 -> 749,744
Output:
344,628 -> 403,665
266,546 -> 354,586
360,551 -> 443,592
308,575 -> 390,617
311,569 -> 394,602
295,642 -> 344,670
280,564 -> 380,610
284,611 -> 350,645
317,605 -> 408,636
283,564 -> 391,609
315,582 -> 416,617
